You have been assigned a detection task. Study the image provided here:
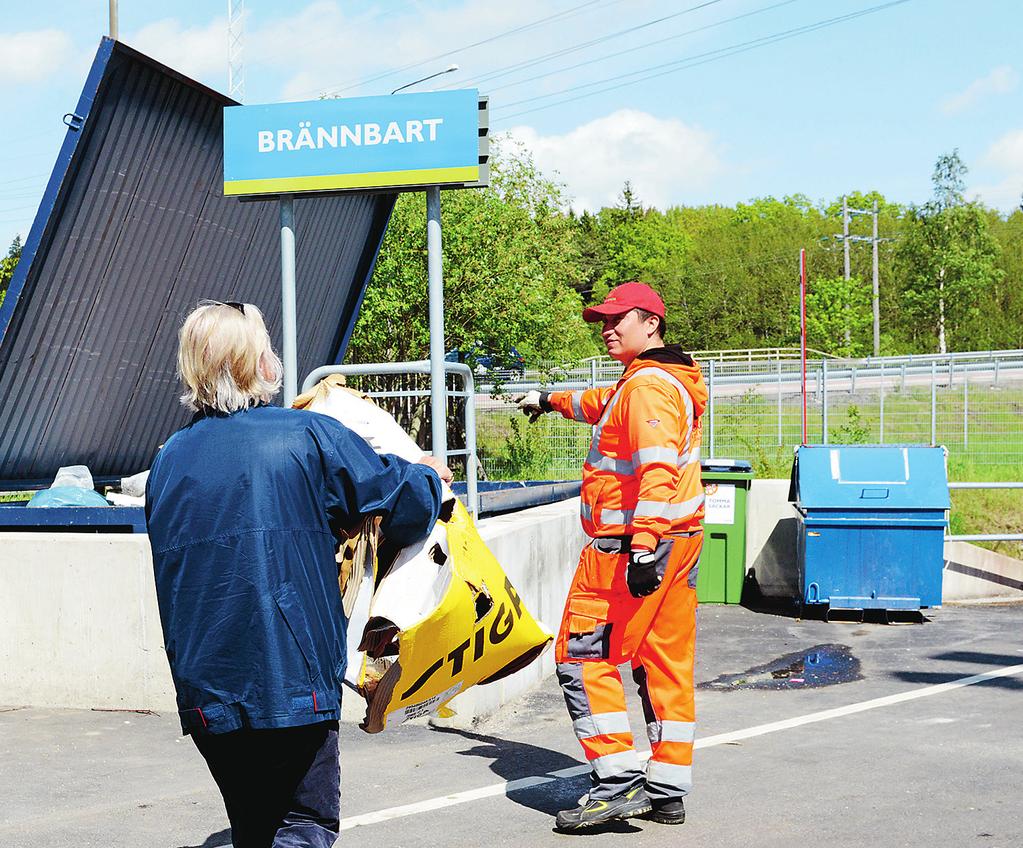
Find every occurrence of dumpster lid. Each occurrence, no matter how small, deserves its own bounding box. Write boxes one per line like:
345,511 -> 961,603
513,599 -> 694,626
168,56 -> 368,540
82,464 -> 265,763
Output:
701,458 -> 753,474
791,445 -> 950,510
0,39 -> 394,486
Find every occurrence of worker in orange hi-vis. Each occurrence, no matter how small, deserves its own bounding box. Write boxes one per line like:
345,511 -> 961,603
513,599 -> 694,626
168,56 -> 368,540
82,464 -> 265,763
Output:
515,281 -> 707,832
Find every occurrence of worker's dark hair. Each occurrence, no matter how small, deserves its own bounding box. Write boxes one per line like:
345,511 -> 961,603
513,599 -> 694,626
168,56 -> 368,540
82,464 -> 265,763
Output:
634,308 -> 666,339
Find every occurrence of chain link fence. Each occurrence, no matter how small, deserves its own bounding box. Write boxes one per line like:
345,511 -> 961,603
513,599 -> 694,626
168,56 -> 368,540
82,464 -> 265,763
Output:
474,350 -> 1023,481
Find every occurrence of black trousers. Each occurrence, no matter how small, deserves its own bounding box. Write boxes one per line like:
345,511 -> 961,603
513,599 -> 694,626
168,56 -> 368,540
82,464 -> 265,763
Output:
191,721 -> 341,848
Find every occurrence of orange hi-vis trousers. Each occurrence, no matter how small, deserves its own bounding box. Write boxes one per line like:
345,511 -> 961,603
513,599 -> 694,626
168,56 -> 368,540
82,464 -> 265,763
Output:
555,532 -> 701,803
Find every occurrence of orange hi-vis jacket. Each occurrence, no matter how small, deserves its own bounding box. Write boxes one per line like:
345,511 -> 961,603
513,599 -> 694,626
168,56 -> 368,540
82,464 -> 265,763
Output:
549,347 -> 708,551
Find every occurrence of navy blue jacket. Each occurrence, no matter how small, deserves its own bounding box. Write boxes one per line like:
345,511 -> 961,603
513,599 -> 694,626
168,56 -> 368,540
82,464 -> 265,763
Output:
145,404 -> 442,735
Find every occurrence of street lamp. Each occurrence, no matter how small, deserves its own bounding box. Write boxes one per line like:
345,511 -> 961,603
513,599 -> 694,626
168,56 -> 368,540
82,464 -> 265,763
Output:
390,64 -> 459,95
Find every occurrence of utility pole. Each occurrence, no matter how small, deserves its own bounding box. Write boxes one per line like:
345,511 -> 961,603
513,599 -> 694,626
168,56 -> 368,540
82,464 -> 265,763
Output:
842,196 -> 850,283
835,197 -> 880,355
109,0 -> 118,39
871,200 -> 879,356
228,0 -> 245,102
842,196 -> 851,348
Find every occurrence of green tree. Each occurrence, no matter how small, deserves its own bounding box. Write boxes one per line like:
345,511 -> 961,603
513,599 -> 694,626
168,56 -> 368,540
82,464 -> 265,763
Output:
347,138 -> 597,367
0,235 -> 22,309
979,207 -> 1023,350
591,203 -> 690,343
672,196 -> 832,351
897,151 -> 1002,353
795,274 -> 873,356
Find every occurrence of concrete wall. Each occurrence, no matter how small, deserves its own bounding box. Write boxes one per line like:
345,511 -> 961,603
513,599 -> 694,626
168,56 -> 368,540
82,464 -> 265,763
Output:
0,533 -> 176,711
0,499 -> 585,726
744,479 -> 800,600
6,489 -> 1015,722
943,540 -> 1023,602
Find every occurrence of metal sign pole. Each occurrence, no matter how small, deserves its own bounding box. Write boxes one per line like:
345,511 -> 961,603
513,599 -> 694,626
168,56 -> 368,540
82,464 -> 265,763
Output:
427,186 -> 447,464
280,195 -> 297,406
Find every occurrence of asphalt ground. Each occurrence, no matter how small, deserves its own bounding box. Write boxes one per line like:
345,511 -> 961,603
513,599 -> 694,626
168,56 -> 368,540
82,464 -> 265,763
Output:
2,602 -> 1022,848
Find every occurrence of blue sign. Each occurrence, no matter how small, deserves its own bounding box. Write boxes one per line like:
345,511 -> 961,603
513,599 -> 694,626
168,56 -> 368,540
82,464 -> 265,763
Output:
224,89 -> 480,196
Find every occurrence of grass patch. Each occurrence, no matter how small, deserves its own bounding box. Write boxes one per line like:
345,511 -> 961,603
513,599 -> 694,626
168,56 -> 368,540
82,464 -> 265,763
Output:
475,382 -> 1022,560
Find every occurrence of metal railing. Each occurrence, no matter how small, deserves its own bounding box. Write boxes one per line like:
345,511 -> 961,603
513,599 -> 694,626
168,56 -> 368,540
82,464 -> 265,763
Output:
945,482 -> 1023,542
474,349 -> 1023,480
303,361 -> 479,516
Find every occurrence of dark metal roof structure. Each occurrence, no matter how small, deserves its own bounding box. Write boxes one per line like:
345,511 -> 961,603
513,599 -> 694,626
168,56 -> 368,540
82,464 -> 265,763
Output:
0,39 -> 395,485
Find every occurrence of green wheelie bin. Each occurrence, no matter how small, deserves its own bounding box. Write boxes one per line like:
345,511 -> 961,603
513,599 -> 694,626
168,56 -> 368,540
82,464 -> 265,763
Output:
696,459 -> 755,604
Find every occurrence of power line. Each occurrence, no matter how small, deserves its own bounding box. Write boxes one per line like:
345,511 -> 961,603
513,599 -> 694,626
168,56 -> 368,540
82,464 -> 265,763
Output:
446,0 -> 727,91
482,0 -> 799,95
0,204 -> 40,216
498,0 -> 909,113
496,0 -> 911,121
0,191 -> 45,203
0,149 -> 56,165
312,0 -> 614,98
0,174 -> 49,188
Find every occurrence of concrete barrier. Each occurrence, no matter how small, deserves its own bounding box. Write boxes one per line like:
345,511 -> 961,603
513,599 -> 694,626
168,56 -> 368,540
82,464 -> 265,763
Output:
744,479 -> 800,600
943,540 -> 1023,602
5,488 -> 1014,721
0,499 -> 584,726
0,533 -> 176,711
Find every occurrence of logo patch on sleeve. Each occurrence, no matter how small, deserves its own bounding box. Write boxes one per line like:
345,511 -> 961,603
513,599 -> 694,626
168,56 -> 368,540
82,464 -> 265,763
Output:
646,419 -> 660,428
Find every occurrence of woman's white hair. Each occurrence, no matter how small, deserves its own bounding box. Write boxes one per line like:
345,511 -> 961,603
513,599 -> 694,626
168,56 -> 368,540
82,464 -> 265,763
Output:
177,301 -> 283,413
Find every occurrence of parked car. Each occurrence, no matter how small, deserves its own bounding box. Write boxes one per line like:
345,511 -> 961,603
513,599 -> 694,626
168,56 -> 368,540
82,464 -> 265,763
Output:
445,345 -> 525,378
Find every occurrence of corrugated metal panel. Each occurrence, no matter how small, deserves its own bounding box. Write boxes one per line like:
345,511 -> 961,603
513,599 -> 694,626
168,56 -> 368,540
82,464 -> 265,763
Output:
0,39 -> 395,484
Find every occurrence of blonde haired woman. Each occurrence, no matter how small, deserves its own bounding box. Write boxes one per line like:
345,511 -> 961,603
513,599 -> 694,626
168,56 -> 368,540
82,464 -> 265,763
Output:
146,301 -> 448,848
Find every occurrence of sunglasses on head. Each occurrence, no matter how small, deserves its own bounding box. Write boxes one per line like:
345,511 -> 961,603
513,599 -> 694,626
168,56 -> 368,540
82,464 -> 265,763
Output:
222,301 -> 246,315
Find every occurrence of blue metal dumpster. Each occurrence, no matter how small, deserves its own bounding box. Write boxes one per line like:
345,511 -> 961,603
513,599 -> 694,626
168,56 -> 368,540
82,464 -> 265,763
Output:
790,445 -> 949,613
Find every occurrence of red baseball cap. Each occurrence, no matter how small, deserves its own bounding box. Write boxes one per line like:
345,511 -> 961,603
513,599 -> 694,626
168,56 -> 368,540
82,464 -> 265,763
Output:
582,281 -> 665,323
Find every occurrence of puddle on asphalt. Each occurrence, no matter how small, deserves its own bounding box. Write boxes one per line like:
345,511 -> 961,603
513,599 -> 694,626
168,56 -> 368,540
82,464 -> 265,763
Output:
699,644 -> 862,691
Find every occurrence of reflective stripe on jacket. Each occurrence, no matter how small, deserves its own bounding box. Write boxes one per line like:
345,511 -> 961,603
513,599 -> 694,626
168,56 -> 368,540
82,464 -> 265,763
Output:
549,347 -> 708,550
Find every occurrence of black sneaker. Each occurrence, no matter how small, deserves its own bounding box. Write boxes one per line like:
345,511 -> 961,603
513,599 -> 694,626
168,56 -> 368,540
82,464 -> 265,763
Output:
646,798 -> 686,825
554,786 -> 652,830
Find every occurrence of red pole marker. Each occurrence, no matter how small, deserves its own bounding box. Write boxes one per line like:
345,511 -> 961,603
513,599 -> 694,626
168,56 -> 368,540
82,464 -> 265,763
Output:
800,248 -> 807,445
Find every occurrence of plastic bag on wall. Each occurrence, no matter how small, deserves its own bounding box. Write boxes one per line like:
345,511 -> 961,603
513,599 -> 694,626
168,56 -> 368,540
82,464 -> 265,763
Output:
27,465 -> 110,508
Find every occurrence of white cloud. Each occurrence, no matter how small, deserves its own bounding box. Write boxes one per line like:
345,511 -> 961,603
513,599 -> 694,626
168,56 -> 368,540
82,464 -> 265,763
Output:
126,17 -> 228,87
509,109 -> 722,212
971,128 -> 1023,211
0,29 -> 72,83
941,66 -> 1018,116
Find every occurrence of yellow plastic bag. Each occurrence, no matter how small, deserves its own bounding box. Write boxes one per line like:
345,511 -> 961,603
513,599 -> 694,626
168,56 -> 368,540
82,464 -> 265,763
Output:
357,497 -> 552,732
294,378 -> 552,732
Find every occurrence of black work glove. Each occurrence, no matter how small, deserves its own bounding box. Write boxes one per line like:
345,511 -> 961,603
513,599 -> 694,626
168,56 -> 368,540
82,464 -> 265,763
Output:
627,548 -> 662,597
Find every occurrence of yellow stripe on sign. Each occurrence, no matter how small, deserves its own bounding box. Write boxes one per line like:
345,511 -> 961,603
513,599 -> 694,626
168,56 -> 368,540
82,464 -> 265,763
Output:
223,166 -> 480,196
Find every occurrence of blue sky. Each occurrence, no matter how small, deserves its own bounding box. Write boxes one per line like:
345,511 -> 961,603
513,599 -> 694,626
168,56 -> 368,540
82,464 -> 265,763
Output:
2,0 -> 1022,247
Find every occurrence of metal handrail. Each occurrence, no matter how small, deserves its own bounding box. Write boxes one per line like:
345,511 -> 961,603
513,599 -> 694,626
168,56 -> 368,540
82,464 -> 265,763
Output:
946,534 -> 1023,542
481,356 -> 1023,395
948,482 -> 1023,489
946,481 -> 1022,542
302,360 -> 479,516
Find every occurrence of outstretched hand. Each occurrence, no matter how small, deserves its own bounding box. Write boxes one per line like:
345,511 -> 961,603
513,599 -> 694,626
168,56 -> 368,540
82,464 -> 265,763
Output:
512,390 -> 546,423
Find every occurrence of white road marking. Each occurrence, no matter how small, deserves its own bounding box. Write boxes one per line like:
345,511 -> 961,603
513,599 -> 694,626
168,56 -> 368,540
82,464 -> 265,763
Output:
340,662 -> 1023,831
